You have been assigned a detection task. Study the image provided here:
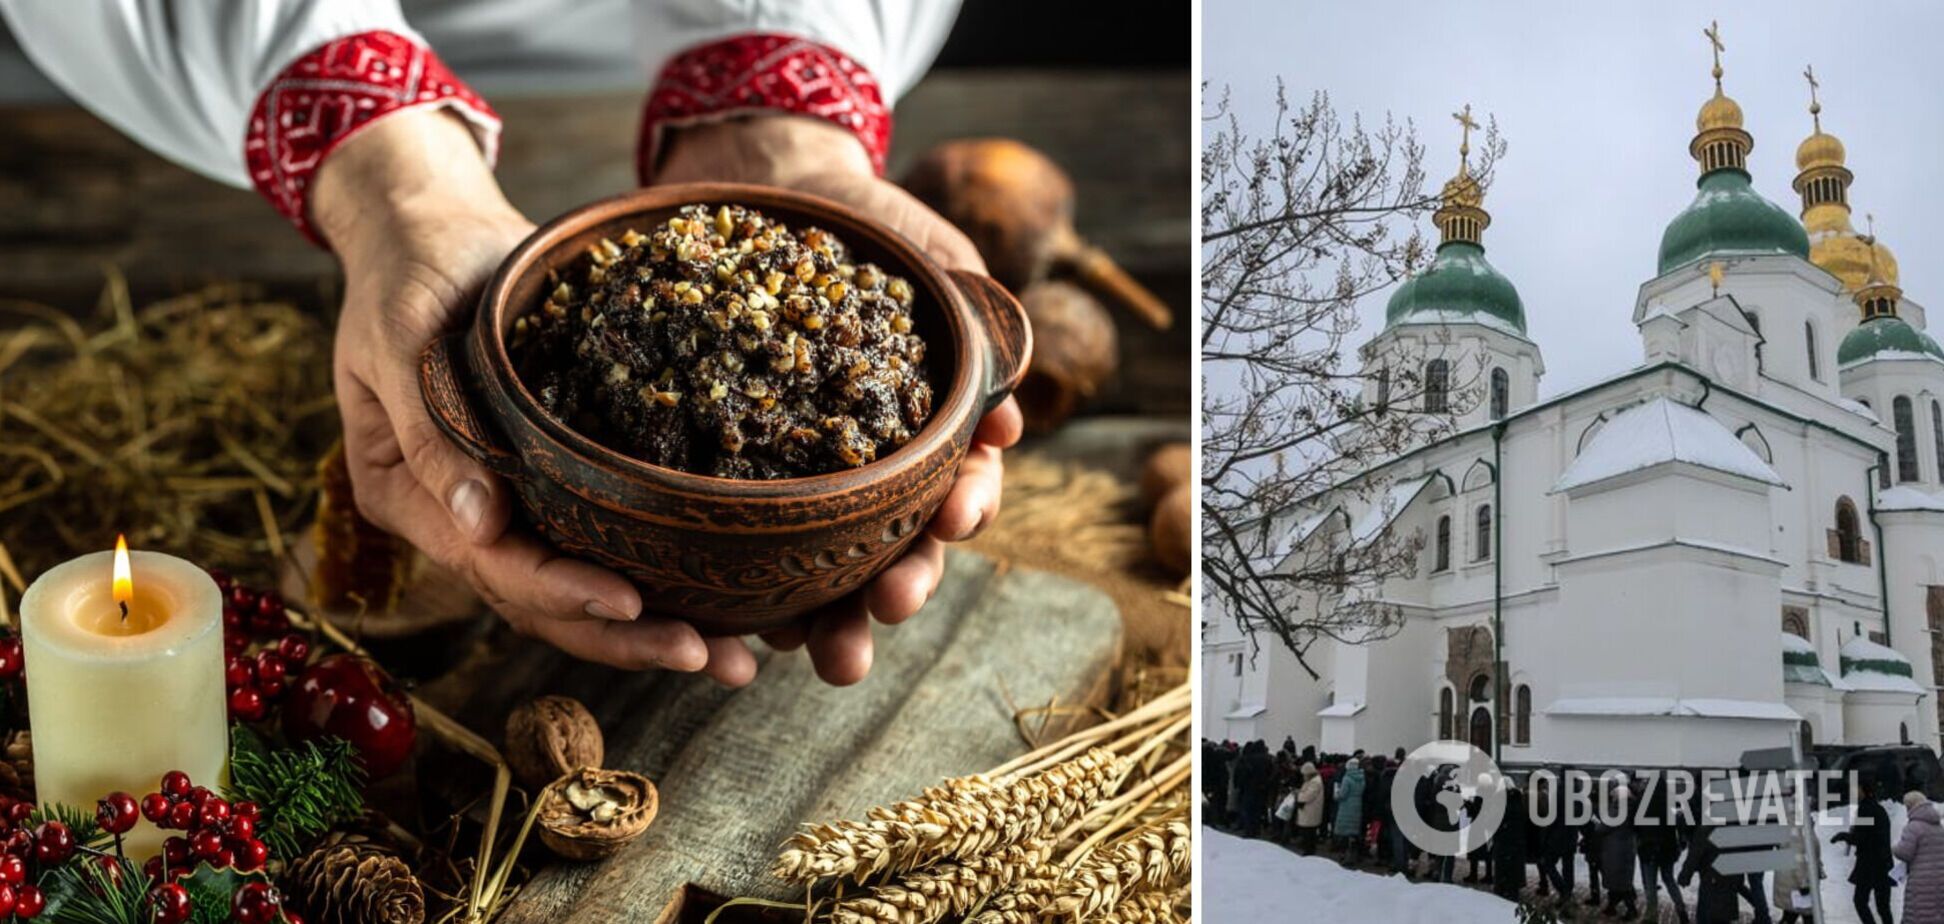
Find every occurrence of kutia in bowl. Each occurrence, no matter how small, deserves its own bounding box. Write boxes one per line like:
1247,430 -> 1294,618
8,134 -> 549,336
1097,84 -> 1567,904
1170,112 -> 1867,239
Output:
420,183 -> 1031,635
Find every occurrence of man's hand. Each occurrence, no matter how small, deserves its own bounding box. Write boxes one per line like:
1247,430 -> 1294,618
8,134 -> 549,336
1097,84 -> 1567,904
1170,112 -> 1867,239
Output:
314,110 -> 759,685
653,115 -> 1025,685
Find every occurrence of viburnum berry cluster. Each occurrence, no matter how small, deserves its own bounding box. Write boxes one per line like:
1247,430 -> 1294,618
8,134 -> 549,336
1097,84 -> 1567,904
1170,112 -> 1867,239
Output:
210,570 -> 315,722
137,771 -> 268,881
0,796 -> 54,920
0,634 -> 20,683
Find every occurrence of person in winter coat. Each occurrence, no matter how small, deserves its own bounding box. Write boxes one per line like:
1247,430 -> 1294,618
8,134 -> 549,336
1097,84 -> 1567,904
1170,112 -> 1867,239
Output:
1833,776 -> 1895,924
1636,778 -> 1690,924
1583,804 -> 1608,907
1462,776 -> 1492,884
1682,826 -> 1746,924
1202,740 -> 1230,827
1599,784 -> 1641,920
1294,762 -> 1325,855
1492,778 -> 1529,902
1533,773 -> 1577,899
1772,851 -> 1820,924
1333,759 -> 1367,862
1894,791 -> 1944,924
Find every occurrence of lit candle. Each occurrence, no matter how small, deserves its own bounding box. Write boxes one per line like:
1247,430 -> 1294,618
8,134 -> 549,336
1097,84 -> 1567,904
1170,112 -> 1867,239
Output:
19,537 -> 227,856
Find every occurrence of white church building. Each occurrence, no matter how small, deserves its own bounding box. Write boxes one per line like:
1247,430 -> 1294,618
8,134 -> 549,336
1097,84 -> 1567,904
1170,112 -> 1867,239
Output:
1204,54 -> 1944,770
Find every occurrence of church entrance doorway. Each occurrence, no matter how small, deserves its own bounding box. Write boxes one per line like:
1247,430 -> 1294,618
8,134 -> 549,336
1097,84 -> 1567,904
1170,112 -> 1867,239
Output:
1469,706 -> 1493,753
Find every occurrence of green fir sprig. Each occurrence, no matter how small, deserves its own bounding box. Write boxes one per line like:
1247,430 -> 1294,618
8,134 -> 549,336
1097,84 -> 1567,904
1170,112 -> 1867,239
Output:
27,804 -> 108,850
224,725 -> 364,860
39,855 -> 145,924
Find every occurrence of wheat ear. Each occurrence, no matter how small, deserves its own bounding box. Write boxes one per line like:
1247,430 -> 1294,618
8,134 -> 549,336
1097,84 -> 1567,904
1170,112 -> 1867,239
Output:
827,840 -> 1054,924
1048,821 -> 1191,922
773,748 -> 1129,884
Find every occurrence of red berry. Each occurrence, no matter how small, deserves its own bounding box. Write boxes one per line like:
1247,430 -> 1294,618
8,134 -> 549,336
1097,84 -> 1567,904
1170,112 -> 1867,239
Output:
254,652 -> 287,685
147,882 -> 191,924
5,802 -> 30,825
208,568 -> 231,590
232,882 -> 281,924
259,675 -> 286,698
141,792 -> 172,824
283,654 -> 418,779
162,836 -> 188,867
227,815 -> 255,841
13,883 -> 41,920
277,634 -> 311,664
0,853 -> 21,883
228,686 -> 266,722
255,591 -> 284,618
226,633 -> 250,655
159,771 -> 192,798
197,798 -> 229,829
0,637 -> 23,680
97,791 -> 140,835
33,822 -> 72,864
15,883 -> 42,919
89,854 -> 124,891
225,655 -> 254,689
228,585 -> 257,612
233,838 -> 268,872
211,846 -> 233,869
223,609 -> 245,634
142,855 -> 164,882
186,786 -> 210,807
189,829 -> 223,860
2,829 -> 31,856
166,801 -> 196,830
233,801 -> 261,821
0,883 -> 14,918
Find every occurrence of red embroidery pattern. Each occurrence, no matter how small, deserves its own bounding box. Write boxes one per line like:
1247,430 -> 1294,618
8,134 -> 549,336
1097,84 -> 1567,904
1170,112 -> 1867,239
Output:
245,31 -> 499,246
639,33 -> 891,183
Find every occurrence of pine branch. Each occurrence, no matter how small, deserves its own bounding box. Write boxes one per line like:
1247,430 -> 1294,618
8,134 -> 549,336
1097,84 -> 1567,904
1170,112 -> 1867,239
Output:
40,855 -> 145,924
224,725 -> 364,860
28,804 -> 107,850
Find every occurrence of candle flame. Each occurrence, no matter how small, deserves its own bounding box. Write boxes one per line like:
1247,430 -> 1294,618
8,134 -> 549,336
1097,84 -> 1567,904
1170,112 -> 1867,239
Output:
113,534 -> 132,608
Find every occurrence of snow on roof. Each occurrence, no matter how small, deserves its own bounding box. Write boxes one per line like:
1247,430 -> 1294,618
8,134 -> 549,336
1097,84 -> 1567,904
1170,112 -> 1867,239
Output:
1547,697 -> 1800,721
1552,396 -> 1787,492
1841,636 -> 1911,665
1317,701 -> 1365,718
1838,397 -> 1881,423
1349,475 -> 1434,546
1838,636 -> 1926,694
1843,671 -> 1927,695
1878,487 -> 1944,513
1780,632 -> 1816,655
1225,703 -> 1266,719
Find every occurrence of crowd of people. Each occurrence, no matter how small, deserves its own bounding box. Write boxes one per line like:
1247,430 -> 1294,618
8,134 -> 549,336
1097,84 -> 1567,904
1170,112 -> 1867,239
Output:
1202,738 -> 1944,923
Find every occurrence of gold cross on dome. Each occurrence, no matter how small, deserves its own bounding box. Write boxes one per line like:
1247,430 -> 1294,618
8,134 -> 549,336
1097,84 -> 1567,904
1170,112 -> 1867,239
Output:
1452,103 -> 1478,164
1704,20 -> 1725,86
1804,64 -> 1823,129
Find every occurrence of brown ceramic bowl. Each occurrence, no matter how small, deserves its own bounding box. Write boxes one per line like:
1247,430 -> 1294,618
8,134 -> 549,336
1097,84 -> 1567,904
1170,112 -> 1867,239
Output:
419,183 -> 1030,635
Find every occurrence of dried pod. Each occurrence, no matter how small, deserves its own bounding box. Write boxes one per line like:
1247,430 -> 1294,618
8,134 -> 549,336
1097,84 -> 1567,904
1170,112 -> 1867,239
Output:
1140,442 -> 1191,508
1150,482 -> 1191,577
505,695 -> 604,790
1014,282 -> 1117,434
536,768 -> 658,861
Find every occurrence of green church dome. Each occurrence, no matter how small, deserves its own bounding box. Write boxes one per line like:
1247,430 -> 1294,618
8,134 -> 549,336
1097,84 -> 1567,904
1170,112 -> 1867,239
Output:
1838,316 -> 1944,365
1383,241 -> 1527,335
1657,169 -> 1810,274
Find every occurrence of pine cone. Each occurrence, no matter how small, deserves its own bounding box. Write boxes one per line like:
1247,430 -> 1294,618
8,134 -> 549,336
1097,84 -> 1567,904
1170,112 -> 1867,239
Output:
0,731 -> 33,802
286,833 -> 425,924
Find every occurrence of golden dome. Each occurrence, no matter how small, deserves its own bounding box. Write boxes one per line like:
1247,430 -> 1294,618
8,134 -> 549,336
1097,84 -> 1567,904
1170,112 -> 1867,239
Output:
1795,130 -> 1845,172
1440,171 -> 1483,209
1697,91 -> 1745,132
1810,228 -> 1898,291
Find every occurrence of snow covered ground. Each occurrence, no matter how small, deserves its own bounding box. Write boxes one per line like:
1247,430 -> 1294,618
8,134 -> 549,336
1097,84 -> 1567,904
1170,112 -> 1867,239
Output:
1204,800 -> 1910,924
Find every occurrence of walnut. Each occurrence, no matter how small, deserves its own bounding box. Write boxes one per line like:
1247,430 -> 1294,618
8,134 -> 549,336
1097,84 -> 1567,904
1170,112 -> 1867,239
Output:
504,696 -> 604,791
1140,442 -> 1191,509
536,768 -> 658,861
1150,482 -> 1191,578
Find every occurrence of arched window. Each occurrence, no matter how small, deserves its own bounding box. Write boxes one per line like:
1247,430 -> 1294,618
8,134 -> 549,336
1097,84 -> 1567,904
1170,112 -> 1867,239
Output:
1375,368 -> 1391,418
1515,684 -> 1532,745
1490,368 -> 1509,420
1834,497 -> 1864,564
1895,396 -> 1921,482
1469,707 -> 1493,752
1805,321 -> 1821,381
1434,515 -> 1451,572
1425,359 -> 1450,413
1439,687 -> 1454,740
1902,722 -> 1912,745
1469,672 -> 1492,704
1474,505 -> 1493,562
1800,720 -> 1815,752
1933,400 -> 1944,484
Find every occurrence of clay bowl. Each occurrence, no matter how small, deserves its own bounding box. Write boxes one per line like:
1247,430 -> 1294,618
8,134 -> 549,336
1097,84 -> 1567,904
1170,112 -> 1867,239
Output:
419,183 -> 1030,635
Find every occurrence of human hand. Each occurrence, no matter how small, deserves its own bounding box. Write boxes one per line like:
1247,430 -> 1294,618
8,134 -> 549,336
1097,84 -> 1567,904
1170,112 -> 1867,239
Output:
653,115 -> 1025,684
315,110 -> 756,684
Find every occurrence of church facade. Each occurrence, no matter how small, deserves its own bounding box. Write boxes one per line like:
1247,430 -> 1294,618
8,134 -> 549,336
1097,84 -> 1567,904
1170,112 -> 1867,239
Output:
1203,46 -> 1944,770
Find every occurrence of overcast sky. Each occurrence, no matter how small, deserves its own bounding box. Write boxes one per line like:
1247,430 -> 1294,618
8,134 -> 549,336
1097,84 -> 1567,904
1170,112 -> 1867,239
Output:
1206,0 -> 1944,397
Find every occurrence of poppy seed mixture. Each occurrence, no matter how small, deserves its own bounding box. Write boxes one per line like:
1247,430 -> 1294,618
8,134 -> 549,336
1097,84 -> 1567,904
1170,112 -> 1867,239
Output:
511,204 -> 935,479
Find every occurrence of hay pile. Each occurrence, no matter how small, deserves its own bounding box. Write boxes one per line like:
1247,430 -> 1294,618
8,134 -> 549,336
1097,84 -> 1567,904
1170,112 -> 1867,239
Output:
0,277 -> 337,587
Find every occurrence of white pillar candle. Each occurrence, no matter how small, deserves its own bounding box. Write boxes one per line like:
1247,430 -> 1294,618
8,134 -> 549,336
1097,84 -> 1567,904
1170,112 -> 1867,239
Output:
19,543 -> 228,857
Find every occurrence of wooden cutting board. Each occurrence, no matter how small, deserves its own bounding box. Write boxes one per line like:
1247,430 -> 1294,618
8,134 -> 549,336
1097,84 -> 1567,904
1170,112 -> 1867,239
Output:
443,550 -> 1122,922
